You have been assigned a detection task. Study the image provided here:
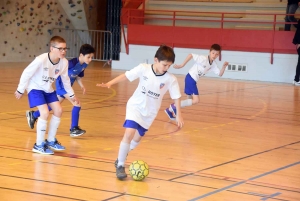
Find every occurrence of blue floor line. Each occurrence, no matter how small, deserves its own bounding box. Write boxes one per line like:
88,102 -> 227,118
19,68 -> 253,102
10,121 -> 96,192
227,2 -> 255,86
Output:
188,161 -> 300,201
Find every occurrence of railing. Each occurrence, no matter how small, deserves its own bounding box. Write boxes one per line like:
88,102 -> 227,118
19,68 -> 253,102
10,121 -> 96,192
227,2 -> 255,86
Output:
52,28 -> 112,65
121,9 -> 299,64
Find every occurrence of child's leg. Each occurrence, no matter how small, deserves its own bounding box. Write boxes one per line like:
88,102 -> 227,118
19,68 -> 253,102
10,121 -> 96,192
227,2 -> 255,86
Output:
33,105 -> 52,119
118,128 -> 136,167
166,73 -> 198,118
64,96 -> 86,137
26,105 -> 52,129
47,101 -> 62,142
35,104 -> 51,145
130,131 -> 142,150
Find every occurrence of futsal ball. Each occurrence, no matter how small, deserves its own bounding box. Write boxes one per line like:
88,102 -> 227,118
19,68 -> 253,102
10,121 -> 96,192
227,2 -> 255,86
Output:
129,160 -> 149,181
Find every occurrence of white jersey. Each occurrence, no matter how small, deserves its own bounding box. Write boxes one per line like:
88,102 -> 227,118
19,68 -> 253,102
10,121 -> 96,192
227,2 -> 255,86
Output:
17,53 -> 74,97
188,54 -> 220,82
125,63 -> 181,129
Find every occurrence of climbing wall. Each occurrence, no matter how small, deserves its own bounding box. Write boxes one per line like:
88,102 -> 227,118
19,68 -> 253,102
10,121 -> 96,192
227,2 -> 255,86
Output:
0,0 -> 88,62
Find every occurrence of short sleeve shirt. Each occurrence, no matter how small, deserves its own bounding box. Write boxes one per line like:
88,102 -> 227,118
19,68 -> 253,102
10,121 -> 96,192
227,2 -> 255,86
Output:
125,63 -> 181,129
188,54 -> 220,82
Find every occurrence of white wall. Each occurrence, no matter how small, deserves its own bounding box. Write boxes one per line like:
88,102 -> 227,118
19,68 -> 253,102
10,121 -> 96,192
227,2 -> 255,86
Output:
112,45 -> 298,84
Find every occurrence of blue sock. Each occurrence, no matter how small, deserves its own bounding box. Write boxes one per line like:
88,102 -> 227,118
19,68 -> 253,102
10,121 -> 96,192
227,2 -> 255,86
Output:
71,106 -> 81,130
33,105 -> 52,118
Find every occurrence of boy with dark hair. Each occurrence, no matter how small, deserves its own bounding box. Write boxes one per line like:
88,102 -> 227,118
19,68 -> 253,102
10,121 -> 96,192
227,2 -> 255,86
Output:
97,45 -> 184,179
15,36 -> 78,154
165,44 -> 229,120
26,44 -> 95,137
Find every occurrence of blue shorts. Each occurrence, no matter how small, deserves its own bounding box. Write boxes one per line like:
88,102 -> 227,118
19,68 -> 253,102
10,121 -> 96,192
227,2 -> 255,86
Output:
55,79 -> 68,98
123,120 -> 148,136
28,90 -> 58,108
184,73 -> 199,95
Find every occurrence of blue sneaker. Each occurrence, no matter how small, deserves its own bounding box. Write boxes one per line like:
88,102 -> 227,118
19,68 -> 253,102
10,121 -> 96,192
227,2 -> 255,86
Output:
170,103 -> 177,116
32,142 -> 54,155
45,139 -> 66,151
165,108 -> 176,120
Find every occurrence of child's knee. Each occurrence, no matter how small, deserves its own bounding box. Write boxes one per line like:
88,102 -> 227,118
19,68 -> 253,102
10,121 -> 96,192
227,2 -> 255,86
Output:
40,110 -> 50,119
52,106 -> 63,117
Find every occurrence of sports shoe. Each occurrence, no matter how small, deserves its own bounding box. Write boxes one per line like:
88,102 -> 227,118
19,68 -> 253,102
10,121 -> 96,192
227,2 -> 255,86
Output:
70,126 -> 86,137
32,142 -> 54,155
169,103 -> 177,116
293,80 -> 300,86
45,139 -> 66,151
115,154 -> 129,168
115,158 -> 118,168
165,108 -> 176,121
116,166 -> 127,179
26,110 -> 37,129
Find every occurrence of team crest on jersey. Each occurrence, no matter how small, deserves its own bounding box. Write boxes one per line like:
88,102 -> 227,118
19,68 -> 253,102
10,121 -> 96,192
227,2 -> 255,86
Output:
55,69 -> 60,74
160,83 -> 165,89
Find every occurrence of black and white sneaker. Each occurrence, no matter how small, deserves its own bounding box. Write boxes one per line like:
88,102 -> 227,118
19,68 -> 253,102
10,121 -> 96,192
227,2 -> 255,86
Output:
70,126 -> 86,137
26,110 -> 37,129
293,80 -> 300,86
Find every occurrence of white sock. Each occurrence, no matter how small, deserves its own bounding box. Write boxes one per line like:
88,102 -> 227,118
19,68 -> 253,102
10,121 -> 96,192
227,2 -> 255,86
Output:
130,140 -> 140,150
36,118 -> 47,145
47,115 -> 61,142
181,99 -> 193,108
117,141 -> 130,167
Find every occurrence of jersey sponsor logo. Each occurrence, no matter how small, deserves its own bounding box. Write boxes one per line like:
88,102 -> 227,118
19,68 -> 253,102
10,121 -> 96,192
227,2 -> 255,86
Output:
42,75 -> 55,83
160,83 -> 165,89
141,86 -> 146,94
198,70 -> 204,77
55,69 -> 60,74
147,90 -> 160,98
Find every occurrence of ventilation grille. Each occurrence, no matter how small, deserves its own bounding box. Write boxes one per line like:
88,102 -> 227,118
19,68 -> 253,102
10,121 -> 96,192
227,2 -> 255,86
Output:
226,64 -> 247,72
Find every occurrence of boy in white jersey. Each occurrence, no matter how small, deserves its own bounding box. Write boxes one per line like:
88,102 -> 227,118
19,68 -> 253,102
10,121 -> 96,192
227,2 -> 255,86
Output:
165,44 -> 229,120
97,45 -> 184,180
26,44 -> 95,137
14,36 -> 79,155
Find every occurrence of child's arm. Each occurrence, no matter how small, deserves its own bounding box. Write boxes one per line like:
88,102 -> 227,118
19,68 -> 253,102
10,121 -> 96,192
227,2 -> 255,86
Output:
174,53 -> 193,69
174,98 -> 184,128
219,61 -> 229,77
76,77 -> 86,94
97,74 -> 128,88
15,58 -> 41,99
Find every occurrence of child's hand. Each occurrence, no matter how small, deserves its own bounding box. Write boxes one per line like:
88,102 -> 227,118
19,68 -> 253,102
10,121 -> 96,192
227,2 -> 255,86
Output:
223,62 -> 229,67
176,114 -> 184,128
173,64 -> 184,69
71,96 -> 80,104
14,91 -> 22,99
96,83 -> 111,88
81,86 -> 86,95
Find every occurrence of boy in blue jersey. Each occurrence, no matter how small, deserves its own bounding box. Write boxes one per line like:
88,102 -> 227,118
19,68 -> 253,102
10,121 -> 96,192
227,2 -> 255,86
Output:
26,44 -> 95,137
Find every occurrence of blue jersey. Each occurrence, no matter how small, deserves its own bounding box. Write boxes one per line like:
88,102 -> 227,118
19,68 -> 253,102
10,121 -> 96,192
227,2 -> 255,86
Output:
56,57 -> 88,96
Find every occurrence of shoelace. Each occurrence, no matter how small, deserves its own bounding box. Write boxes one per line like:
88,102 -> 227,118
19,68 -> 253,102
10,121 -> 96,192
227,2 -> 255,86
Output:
54,140 -> 61,145
42,144 -> 49,151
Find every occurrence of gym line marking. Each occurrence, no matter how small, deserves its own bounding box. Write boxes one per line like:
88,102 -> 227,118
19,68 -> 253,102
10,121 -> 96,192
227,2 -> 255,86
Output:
188,161 -> 300,200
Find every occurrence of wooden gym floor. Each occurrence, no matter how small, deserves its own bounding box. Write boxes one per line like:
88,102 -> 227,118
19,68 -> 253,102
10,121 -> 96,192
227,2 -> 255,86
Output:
0,61 -> 299,201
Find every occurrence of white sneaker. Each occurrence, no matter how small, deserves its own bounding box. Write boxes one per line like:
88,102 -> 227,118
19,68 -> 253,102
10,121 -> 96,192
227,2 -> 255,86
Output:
293,81 -> 300,86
